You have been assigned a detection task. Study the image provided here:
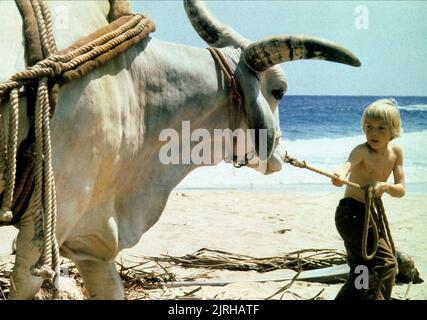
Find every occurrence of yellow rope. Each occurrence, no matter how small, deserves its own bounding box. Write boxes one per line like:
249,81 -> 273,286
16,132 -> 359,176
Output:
31,0 -> 57,57
0,114 -> 7,177
29,0 -> 58,282
363,185 -> 379,261
283,153 -> 396,261
0,15 -> 150,94
37,0 -> 57,54
30,77 -> 57,281
0,120 -> 12,223
0,88 -> 19,223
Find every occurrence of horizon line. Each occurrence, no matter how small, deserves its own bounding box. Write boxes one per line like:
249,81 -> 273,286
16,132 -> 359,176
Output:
284,94 -> 427,98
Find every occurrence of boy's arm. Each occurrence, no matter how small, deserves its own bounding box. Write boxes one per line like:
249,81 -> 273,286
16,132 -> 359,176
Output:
332,145 -> 363,187
331,162 -> 351,187
374,145 -> 406,198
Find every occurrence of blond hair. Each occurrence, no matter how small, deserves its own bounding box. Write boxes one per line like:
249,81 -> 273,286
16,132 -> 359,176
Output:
361,98 -> 401,139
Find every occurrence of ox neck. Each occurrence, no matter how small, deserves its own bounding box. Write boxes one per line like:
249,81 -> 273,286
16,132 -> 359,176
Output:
129,39 -> 245,172
137,39 -> 240,139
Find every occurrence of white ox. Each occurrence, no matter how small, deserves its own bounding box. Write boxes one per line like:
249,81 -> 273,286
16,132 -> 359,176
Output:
0,0 -> 360,299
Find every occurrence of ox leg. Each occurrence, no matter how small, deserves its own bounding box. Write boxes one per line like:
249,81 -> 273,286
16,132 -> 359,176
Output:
8,225 -> 44,299
75,260 -> 124,300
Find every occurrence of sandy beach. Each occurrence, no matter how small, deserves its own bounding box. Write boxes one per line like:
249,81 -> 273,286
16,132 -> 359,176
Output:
1,189 -> 425,300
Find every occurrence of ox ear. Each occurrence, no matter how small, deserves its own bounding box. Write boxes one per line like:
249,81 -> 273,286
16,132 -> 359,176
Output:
245,94 -> 277,161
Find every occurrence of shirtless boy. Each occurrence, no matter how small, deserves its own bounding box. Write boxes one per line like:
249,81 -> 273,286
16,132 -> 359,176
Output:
332,98 -> 405,300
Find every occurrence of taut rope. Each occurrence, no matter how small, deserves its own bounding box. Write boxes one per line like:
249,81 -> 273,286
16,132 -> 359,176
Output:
0,0 -> 155,284
283,153 -> 396,261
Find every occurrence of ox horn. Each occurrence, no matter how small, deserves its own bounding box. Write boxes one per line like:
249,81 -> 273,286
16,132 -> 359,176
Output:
183,0 -> 250,48
243,36 -> 361,72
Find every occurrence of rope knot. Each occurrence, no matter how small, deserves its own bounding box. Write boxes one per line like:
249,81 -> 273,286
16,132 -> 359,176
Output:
31,264 -> 56,280
38,59 -> 63,76
282,152 -> 307,169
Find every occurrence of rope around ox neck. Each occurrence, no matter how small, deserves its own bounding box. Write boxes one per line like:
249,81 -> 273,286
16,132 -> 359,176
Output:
207,47 -> 247,168
283,153 -> 396,261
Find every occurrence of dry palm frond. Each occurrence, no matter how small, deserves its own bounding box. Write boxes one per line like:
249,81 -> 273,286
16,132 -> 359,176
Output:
148,248 -> 346,273
0,247 -> 346,300
0,262 -> 13,299
116,259 -> 176,291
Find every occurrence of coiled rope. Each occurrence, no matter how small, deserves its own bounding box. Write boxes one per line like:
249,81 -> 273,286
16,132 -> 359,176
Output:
0,0 -> 60,283
283,153 -> 396,261
0,0 -> 155,285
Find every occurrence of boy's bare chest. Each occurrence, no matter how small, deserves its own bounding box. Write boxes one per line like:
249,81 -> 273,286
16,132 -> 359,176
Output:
362,152 -> 396,182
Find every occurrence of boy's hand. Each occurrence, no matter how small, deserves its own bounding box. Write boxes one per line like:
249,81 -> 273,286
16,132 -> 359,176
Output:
331,173 -> 345,187
373,182 -> 388,198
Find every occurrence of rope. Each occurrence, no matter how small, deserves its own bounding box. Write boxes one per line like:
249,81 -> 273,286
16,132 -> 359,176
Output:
31,0 -> 57,57
0,1 -> 155,286
0,113 -> 12,223
37,0 -> 57,54
0,14 -> 153,97
283,153 -> 362,190
0,88 -> 19,219
29,0 -> 58,283
30,77 -> 58,281
207,47 -> 245,168
283,152 -> 396,262
363,186 -> 379,261
207,47 -> 242,131
0,114 -> 7,178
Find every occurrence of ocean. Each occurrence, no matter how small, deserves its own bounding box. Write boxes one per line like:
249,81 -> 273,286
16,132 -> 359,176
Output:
177,96 -> 427,194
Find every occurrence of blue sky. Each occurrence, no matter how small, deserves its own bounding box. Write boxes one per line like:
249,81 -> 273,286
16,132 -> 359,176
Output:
131,1 -> 427,96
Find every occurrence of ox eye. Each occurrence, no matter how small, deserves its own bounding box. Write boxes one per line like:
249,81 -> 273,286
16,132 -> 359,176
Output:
272,90 -> 285,101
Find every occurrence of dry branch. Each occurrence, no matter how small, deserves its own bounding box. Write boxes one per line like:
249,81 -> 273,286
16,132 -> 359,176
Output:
0,247 -> 346,300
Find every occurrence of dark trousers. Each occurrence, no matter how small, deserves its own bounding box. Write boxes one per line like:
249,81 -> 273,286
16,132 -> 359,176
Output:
334,198 -> 398,300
